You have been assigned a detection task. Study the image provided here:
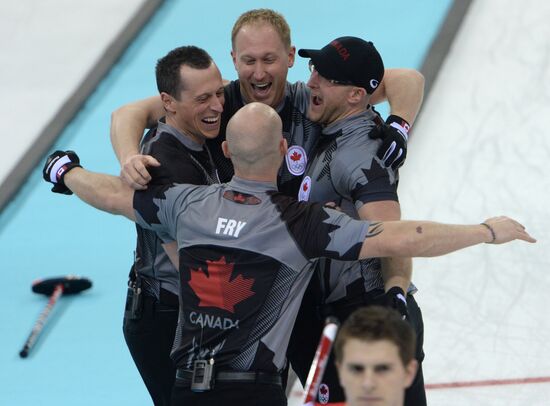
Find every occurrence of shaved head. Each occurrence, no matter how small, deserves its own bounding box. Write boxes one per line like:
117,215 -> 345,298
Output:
224,102 -> 285,178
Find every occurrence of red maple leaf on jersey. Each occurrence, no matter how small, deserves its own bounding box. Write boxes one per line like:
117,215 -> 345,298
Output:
290,151 -> 302,161
188,257 -> 255,313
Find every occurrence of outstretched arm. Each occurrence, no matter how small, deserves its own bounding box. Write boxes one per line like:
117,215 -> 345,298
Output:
110,96 -> 164,189
359,217 -> 536,260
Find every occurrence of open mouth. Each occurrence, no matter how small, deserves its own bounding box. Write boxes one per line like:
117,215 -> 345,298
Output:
311,94 -> 323,106
202,116 -> 220,126
251,82 -> 272,97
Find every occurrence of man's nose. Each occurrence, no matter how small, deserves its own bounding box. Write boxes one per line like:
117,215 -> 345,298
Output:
306,71 -> 319,89
210,96 -> 223,112
361,370 -> 377,391
253,62 -> 266,80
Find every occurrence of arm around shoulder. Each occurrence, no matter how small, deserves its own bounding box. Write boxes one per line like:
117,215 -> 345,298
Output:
371,68 -> 424,125
110,95 -> 165,164
111,96 -> 164,189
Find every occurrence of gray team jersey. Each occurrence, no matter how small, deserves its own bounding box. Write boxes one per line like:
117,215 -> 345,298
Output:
134,121 -> 218,297
297,110 -> 399,302
133,177 -> 373,372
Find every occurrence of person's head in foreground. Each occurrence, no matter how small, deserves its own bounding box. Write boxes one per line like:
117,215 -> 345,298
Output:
334,306 -> 417,406
222,102 -> 287,180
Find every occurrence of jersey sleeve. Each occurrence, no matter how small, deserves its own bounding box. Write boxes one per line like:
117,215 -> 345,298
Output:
332,134 -> 398,210
270,193 -> 371,261
133,184 -> 195,243
311,206 -> 372,260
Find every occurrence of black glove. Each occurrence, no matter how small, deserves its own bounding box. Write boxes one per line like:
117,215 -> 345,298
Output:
373,286 -> 408,320
42,150 -> 82,195
369,115 -> 410,170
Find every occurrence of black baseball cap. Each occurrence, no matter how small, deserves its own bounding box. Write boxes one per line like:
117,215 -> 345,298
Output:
298,36 -> 384,94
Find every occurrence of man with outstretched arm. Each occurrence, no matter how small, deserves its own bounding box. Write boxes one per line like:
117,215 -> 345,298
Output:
44,102 -> 534,406
42,44 -> 227,405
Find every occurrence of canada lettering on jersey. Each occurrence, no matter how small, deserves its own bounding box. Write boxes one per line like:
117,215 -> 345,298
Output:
215,217 -> 247,237
189,311 -> 240,330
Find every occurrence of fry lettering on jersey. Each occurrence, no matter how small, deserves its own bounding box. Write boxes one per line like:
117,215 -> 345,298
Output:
215,217 -> 247,237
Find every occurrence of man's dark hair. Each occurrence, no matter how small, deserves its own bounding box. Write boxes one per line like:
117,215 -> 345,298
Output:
334,306 -> 416,366
155,46 -> 213,99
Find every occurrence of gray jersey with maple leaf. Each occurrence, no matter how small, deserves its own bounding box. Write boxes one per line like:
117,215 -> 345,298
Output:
133,176 -> 375,372
297,110 -> 398,303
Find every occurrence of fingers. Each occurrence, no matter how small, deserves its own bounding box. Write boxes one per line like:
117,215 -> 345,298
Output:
519,233 -> 537,243
378,141 -> 396,165
517,228 -> 536,243
121,171 -> 148,190
390,148 -> 405,170
485,216 -> 536,244
376,140 -> 405,169
323,201 -> 342,212
120,155 -> 158,190
143,155 -> 161,167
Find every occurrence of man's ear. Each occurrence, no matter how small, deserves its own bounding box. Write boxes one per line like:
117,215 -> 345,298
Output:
280,138 -> 288,155
222,140 -> 231,158
160,92 -> 175,114
288,45 -> 296,68
231,50 -> 238,71
404,359 -> 419,388
347,87 -> 367,105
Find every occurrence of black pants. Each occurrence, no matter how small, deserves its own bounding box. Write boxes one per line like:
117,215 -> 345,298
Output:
123,291 -> 178,406
171,381 -> 287,406
287,283 -> 426,406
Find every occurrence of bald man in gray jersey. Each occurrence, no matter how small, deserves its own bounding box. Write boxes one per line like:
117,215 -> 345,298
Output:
43,103 -> 535,406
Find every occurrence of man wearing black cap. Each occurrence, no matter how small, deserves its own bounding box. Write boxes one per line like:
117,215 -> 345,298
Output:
290,37 -> 426,406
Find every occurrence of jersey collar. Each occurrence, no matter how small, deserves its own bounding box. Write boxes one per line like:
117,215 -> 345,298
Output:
228,176 -> 277,193
157,120 -> 204,152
